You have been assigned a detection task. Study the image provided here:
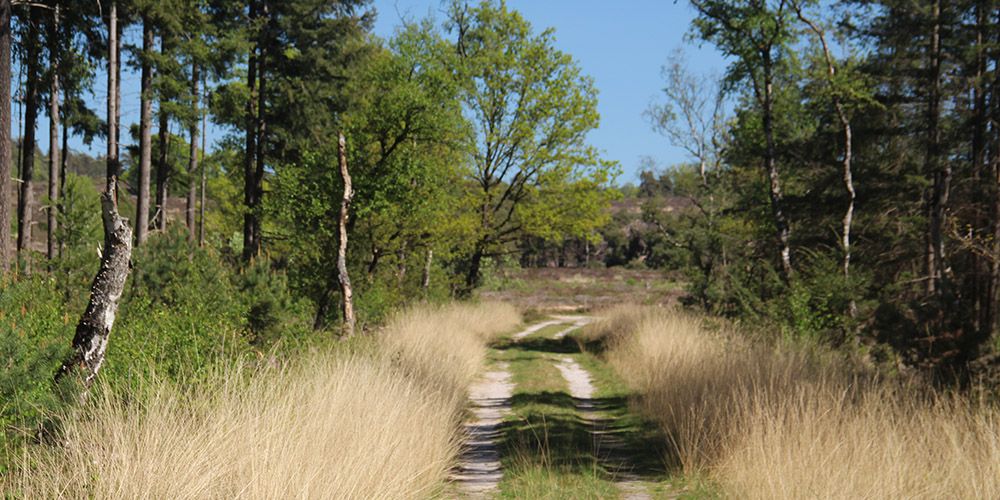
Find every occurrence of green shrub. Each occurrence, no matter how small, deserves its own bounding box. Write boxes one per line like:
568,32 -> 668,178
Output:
0,278 -> 72,470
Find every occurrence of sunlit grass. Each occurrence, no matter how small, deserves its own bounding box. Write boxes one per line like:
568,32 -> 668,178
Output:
588,305 -> 1000,499
7,302 -> 520,499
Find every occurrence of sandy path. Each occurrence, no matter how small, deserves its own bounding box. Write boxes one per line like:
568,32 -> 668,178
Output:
555,356 -> 651,500
455,319 -> 579,496
511,320 -> 564,340
549,315 -> 593,339
452,363 -> 514,497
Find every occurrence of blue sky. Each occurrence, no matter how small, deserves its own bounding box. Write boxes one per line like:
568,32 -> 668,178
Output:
24,1 -> 729,184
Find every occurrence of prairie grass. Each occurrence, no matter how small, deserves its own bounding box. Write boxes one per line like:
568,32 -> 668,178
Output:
589,305 -> 1000,499
8,302 -> 520,499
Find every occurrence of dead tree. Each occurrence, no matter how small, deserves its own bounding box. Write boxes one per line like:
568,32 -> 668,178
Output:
337,132 -> 355,337
55,177 -> 133,389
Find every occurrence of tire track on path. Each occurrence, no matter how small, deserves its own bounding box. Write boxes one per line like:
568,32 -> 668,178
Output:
554,356 -> 652,500
452,363 -> 514,497
454,319 -> 583,497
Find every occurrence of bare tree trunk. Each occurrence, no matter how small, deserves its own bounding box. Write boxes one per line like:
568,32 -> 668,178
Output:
59,106 -> 67,258
464,243 -> 484,293
186,65 -> 199,241
971,1 -> 989,337
989,20 -> 1000,339
925,0 -> 945,295
106,1 -> 118,183
253,6 -> 267,257
396,239 -> 407,284
0,0 -> 10,273
47,5 -> 60,262
242,1 -> 258,262
762,51 -> 792,280
18,8 -> 40,273
55,177 -> 132,389
337,132 -> 355,337
199,102 -> 207,247
421,248 -> 433,292
155,39 -> 171,234
135,17 -> 153,245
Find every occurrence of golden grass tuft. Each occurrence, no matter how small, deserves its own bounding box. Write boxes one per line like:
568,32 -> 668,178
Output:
591,305 -> 1000,499
10,301 -> 521,499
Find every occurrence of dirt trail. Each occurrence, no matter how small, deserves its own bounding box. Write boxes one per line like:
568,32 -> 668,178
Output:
452,363 -> 514,497
550,315 -> 593,339
555,356 -> 652,500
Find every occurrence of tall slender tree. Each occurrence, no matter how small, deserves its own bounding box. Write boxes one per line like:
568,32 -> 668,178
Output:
186,63 -> 199,239
691,0 -> 797,281
0,0 -> 10,273
106,0 -> 119,184
46,3 -> 60,261
135,14 -> 153,245
17,6 -> 40,271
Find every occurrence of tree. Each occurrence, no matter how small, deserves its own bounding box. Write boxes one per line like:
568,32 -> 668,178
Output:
691,0 -> 797,281
448,0 -> 616,291
791,0 -> 875,323
16,5 -> 40,272
46,3 -> 60,261
271,22 -> 464,328
234,0 -> 371,262
55,177 -> 132,391
647,50 -> 726,187
336,132 -> 354,337
0,0 -> 10,273
135,12 -> 153,245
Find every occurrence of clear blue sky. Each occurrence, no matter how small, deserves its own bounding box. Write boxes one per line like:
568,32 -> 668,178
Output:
25,0 -> 729,184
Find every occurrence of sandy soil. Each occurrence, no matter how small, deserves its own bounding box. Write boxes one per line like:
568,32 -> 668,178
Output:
452,363 -> 514,497
555,356 -> 651,500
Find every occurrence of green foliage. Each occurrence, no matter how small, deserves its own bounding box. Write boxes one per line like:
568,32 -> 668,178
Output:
447,0 -> 618,287
0,279 -> 72,465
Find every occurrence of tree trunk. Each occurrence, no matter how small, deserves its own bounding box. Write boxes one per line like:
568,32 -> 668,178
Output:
242,0 -> 258,262
989,15 -> 1000,340
135,17 -> 153,245
464,243 -> 484,293
762,50 -> 792,280
155,33 -> 171,233
47,5 -> 60,262
0,0 -> 10,273
925,0 -> 944,295
18,8 -> 40,272
421,248 -> 433,292
59,105 -> 67,258
253,5 -> 267,257
337,132 -> 355,337
199,103 -> 207,247
795,5 -> 856,319
106,1 -> 118,183
186,65 -> 199,241
971,1 -> 989,339
396,239 -> 407,284
55,177 -> 132,390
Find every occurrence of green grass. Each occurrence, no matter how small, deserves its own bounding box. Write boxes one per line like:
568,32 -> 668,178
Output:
488,322 -> 696,498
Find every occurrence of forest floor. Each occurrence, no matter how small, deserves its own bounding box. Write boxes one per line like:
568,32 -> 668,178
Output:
451,314 -> 716,499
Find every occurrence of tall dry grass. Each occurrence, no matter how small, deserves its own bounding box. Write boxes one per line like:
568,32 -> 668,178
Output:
9,302 -> 520,499
589,305 -> 1000,499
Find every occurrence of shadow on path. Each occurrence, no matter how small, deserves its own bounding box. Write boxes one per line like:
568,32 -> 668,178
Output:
495,335 -> 670,486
